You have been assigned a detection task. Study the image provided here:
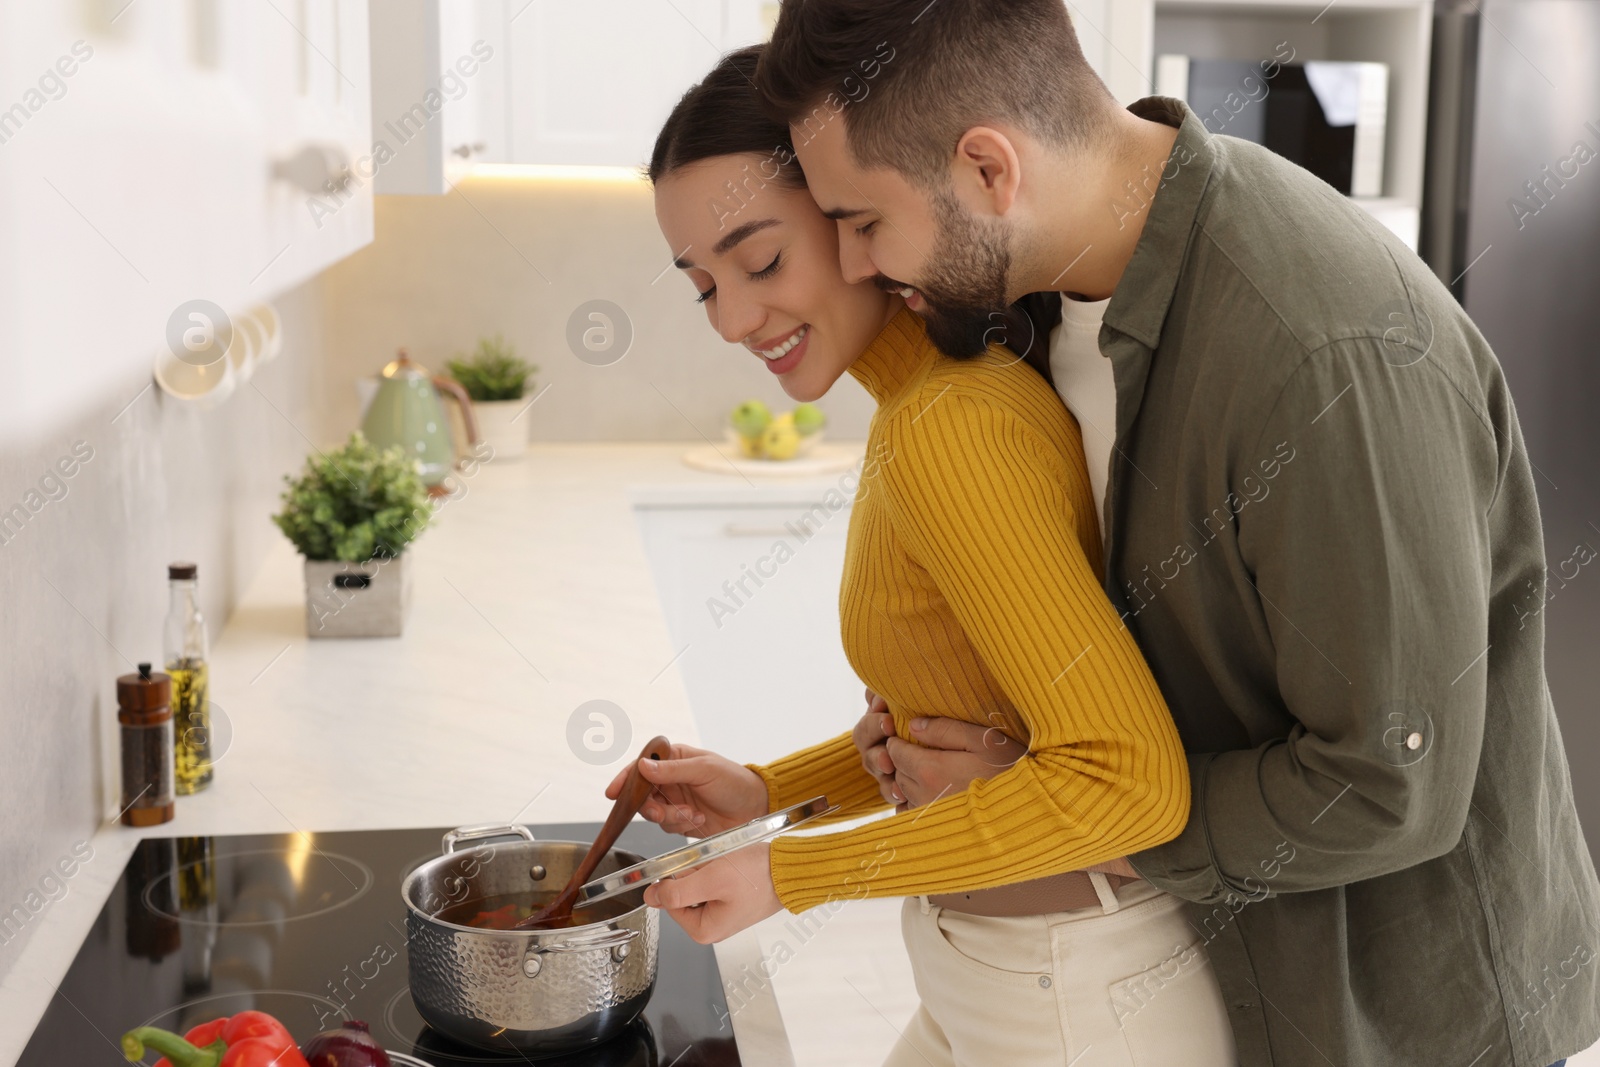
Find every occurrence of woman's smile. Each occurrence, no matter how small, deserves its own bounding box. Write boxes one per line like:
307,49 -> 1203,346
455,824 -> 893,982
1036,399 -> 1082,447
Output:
746,323 -> 811,375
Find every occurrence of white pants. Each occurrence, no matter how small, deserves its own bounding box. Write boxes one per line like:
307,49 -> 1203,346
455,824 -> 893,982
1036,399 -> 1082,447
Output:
884,879 -> 1238,1067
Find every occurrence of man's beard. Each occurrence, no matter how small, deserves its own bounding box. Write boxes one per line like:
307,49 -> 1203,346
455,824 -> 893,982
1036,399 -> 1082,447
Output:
913,192 -> 1014,359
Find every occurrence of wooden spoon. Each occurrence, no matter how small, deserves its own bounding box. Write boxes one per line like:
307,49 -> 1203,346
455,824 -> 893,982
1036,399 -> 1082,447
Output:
514,735 -> 672,930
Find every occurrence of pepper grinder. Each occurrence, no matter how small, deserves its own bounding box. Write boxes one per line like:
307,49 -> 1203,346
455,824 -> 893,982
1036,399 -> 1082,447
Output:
118,662 -> 175,826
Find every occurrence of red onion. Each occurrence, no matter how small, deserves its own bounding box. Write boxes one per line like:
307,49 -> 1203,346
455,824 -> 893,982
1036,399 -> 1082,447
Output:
300,1021 -> 391,1067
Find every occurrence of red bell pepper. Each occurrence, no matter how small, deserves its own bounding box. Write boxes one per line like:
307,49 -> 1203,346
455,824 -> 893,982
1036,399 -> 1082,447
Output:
122,1010 -> 310,1067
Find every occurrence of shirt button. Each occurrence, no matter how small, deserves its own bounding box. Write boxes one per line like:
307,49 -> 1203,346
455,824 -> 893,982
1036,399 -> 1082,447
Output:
1039,976 -> 1052,989
1406,731 -> 1424,750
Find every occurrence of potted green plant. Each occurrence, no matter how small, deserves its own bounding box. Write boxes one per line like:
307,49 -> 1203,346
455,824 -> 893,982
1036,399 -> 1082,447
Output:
446,334 -> 537,460
272,432 -> 433,638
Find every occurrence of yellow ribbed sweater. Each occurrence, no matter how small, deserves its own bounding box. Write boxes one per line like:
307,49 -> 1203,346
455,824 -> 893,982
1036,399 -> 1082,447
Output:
752,309 -> 1190,914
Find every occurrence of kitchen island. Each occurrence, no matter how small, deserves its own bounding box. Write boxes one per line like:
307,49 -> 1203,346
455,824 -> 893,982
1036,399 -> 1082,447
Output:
1,443 -> 914,1067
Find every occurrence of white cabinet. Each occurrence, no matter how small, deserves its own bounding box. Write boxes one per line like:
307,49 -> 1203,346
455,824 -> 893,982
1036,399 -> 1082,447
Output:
369,0 -> 502,194
634,497 -> 864,766
429,0 -> 775,169
0,0 -> 373,443
504,0 -> 767,167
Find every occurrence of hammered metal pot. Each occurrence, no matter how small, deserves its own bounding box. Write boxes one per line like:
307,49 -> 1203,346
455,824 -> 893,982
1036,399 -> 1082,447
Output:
401,825 -> 660,1057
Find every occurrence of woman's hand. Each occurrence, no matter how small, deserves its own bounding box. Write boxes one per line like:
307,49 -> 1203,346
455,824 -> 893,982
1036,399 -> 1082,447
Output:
604,742 -> 769,836
643,843 -> 781,943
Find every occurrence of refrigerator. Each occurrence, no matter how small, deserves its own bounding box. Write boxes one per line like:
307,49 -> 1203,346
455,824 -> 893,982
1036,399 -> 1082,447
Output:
1422,0 -> 1600,863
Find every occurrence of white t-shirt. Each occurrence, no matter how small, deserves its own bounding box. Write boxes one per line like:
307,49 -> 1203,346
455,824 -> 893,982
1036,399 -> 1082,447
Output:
1047,293 -> 1117,540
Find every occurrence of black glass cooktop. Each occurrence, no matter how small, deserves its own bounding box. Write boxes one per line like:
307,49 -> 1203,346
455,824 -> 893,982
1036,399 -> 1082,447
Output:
18,823 -> 741,1066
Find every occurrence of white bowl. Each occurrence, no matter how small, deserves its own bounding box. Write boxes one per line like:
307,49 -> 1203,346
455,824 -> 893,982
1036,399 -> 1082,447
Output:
244,303 -> 283,364
154,348 -> 235,409
226,312 -> 259,384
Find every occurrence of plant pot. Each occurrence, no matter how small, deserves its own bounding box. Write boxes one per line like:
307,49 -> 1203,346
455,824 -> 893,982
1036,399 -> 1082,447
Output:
473,398 -> 529,461
303,554 -> 412,638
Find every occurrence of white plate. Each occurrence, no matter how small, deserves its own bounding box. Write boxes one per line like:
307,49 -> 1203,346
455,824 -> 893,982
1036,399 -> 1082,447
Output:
682,442 -> 859,478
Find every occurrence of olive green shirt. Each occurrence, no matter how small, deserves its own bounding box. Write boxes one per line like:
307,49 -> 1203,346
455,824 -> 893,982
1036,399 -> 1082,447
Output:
1110,97 -> 1600,1067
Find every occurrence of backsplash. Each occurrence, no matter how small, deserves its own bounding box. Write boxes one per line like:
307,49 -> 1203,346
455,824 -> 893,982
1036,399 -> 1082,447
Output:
0,280 -> 323,973
315,173 -> 877,444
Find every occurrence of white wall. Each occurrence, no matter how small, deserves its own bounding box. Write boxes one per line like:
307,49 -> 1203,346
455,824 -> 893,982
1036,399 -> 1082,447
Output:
0,279 -> 324,973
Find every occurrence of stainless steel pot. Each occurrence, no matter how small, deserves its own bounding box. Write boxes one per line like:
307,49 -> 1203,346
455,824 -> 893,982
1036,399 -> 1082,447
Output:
401,824 -> 659,1056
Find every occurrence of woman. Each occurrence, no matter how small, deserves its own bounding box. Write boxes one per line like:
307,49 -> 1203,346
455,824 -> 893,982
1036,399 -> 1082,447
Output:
614,46 -> 1237,1067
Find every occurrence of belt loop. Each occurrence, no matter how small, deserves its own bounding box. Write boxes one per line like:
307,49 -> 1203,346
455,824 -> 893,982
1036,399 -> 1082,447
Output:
918,894 -> 932,915
1088,872 -> 1121,914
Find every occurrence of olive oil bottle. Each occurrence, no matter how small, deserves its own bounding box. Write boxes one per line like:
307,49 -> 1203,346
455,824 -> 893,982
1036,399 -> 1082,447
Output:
164,562 -> 213,794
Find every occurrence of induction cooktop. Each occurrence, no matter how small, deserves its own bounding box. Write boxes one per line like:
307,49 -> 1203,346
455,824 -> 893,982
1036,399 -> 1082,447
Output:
17,823 -> 742,1066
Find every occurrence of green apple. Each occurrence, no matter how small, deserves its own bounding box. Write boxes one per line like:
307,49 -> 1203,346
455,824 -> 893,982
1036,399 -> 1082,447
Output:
730,399 -> 772,439
793,402 -> 826,436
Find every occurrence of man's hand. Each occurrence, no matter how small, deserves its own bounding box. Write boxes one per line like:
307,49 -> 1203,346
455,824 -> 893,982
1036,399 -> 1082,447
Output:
604,742 -> 768,836
853,687 -> 904,807
643,842 -> 782,943
848,695 -> 1137,877
851,687 -> 1024,806
853,689 -> 1029,808
887,716 -> 1028,807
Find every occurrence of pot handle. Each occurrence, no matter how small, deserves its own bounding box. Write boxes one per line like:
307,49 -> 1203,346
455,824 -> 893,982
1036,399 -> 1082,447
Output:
533,926 -> 640,954
441,824 -> 536,855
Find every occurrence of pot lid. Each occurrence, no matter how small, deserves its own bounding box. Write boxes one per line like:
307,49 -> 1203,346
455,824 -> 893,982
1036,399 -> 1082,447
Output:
578,796 -> 836,907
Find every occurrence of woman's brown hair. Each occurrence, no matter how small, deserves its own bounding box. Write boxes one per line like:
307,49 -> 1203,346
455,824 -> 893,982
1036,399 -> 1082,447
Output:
649,45 -> 804,189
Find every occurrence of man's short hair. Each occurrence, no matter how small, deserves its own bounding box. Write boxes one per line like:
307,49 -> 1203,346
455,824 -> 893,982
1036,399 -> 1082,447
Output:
756,0 -> 1117,187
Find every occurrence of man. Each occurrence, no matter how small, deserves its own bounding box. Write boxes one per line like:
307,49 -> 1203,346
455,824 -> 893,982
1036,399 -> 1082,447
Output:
755,1 -> 1600,1065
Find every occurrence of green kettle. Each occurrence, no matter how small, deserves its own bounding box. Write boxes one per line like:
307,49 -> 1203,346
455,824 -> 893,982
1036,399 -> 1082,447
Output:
360,349 -> 479,492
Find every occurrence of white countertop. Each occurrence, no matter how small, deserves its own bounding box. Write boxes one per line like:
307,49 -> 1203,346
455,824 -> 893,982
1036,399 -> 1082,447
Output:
0,442 -> 916,1067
